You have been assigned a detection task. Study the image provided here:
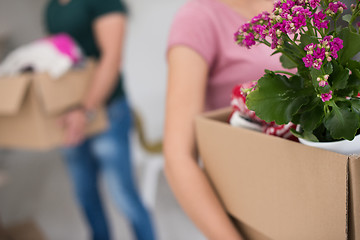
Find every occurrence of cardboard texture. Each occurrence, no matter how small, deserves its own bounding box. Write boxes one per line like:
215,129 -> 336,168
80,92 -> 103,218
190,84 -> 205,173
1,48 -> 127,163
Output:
0,61 -> 108,150
195,107 -> 360,240
0,220 -> 46,240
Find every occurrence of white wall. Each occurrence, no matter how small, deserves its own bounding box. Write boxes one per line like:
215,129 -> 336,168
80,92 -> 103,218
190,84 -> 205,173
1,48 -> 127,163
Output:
0,0 -> 47,47
124,0 -> 187,141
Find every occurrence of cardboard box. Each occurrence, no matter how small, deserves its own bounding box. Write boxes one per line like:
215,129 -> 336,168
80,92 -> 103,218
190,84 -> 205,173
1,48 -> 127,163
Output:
0,61 -> 108,150
195,107 -> 360,240
0,220 -> 47,240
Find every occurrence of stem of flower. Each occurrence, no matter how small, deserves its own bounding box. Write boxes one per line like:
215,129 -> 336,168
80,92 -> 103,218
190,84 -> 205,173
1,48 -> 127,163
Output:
349,9 -> 360,32
333,16 -> 338,36
284,35 -> 306,57
272,70 -> 296,76
260,39 -> 271,47
324,103 -> 330,115
306,21 -> 316,37
313,26 -> 325,38
300,27 -> 306,35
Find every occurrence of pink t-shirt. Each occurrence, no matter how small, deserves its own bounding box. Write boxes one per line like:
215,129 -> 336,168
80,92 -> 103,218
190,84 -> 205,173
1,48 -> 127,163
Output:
168,0 -> 285,110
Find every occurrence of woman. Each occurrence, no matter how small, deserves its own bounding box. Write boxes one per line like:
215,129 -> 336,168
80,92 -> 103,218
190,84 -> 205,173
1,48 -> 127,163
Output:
45,0 -> 156,239
164,0 -> 284,239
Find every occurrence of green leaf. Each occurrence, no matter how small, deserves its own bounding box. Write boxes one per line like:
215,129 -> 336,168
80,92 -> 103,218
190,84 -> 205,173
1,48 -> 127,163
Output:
324,103 -> 360,140
310,68 -> 323,88
348,60 -> 360,78
280,54 -> 298,69
323,62 -> 333,75
335,60 -> 360,97
246,73 -> 313,125
283,41 -> 300,54
271,50 -> 281,56
351,99 -> 360,115
299,103 -> 324,132
313,124 -> 336,142
342,14 -> 352,23
297,64 -> 311,79
299,35 -> 319,49
318,84 -> 331,94
310,68 -> 323,82
354,69 -> 360,79
338,28 -> 360,65
330,61 -> 349,89
290,128 -> 319,142
309,63 -> 334,88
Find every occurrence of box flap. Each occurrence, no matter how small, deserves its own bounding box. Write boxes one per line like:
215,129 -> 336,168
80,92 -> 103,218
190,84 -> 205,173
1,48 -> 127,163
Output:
0,75 -> 30,115
33,60 -> 96,115
5,221 -> 47,240
196,109 -> 348,240
349,155 -> 360,240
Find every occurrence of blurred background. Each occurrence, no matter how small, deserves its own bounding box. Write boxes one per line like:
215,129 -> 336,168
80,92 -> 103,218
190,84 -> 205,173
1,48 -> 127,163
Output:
0,0 -> 206,239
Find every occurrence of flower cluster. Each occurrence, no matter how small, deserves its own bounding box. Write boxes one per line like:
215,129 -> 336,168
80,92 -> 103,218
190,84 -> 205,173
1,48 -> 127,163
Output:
234,0 -> 350,49
321,90 -> 333,102
302,36 -> 344,70
234,12 -> 270,48
326,1 -> 347,16
233,0 -> 360,142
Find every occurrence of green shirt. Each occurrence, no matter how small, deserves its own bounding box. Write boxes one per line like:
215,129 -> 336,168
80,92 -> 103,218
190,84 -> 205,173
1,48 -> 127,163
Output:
45,0 -> 128,103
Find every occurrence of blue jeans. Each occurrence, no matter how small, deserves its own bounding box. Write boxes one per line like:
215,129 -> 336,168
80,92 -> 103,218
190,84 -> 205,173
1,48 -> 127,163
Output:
61,97 -> 156,240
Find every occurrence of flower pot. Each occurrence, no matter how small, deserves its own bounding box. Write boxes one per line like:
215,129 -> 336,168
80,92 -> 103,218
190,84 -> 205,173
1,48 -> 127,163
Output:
229,111 -> 263,132
298,134 -> 360,155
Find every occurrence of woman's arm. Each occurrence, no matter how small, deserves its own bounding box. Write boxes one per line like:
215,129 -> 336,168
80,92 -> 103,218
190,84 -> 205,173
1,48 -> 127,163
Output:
164,46 -> 244,240
60,13 -> 126,146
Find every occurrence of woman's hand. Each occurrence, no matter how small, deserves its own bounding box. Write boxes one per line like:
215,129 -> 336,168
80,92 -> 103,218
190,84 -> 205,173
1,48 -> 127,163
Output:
59,108 -> 87,147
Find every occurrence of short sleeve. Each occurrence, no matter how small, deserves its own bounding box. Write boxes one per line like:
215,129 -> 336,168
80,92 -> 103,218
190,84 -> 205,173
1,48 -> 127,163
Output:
89,0 -> 128,19
167,1 -> 217,66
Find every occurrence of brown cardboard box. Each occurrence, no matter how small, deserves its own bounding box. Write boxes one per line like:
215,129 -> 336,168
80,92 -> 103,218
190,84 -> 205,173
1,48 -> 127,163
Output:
0,61 -> 108,150
195,107 -> 360,240
0,220 -> 46,240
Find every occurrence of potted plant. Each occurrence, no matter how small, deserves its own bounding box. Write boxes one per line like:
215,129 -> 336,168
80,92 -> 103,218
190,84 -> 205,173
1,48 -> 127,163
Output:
234,0 -> 360,153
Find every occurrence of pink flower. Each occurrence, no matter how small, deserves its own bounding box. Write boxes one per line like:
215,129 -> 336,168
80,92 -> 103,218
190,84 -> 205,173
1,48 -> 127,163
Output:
309,0 -> 321,9
304,43 -> 316,52
251,12 -> 270,24
326,1 -> 347,15
313,59 -> 323,70
293,14 -> 307,29
242,33 -> 256,48
319,80 -> 328,87
321,91 -> 333,102
241,23 -> 251,32
253,25 -> 268,39
313,11 -> 330,29
314,47 -> 326,60
303,54 -> 314,67
330,37 -> 344,52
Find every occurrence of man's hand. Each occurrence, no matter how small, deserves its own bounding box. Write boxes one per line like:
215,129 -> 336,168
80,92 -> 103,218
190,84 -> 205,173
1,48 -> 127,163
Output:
59,108 -> 87,147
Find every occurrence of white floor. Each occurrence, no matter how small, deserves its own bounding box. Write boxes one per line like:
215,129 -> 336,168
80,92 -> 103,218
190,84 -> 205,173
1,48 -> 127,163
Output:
0,140 -> 206,240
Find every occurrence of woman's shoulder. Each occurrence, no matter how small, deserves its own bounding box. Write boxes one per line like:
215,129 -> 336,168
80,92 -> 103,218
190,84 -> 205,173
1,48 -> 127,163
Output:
174,0 -> 219,24
168,0 -> 221,66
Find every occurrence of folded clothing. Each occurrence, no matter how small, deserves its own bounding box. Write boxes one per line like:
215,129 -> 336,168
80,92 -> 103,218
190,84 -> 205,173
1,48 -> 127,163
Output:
0,33 -> 83,79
